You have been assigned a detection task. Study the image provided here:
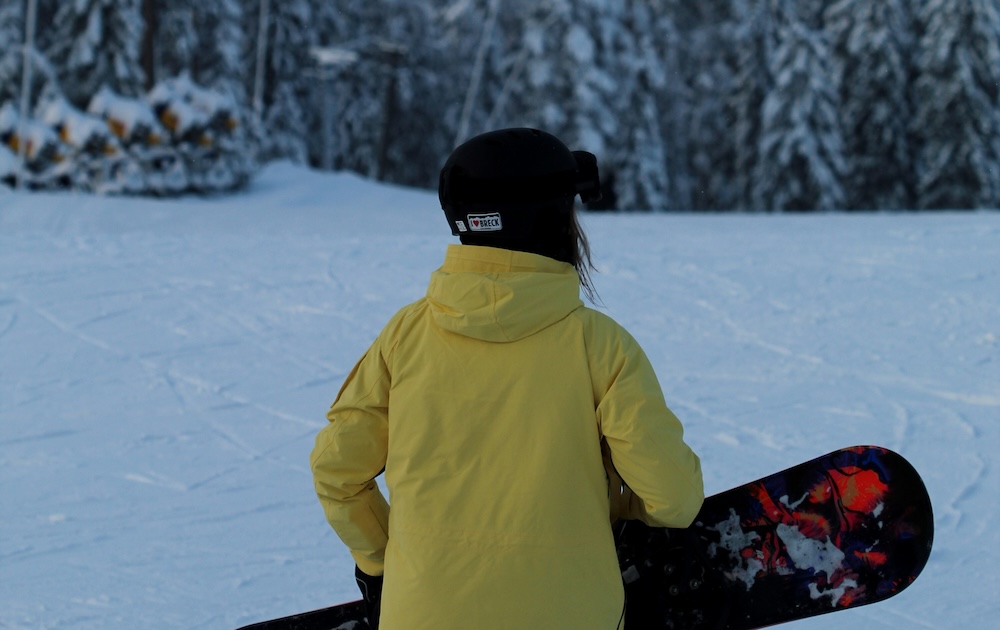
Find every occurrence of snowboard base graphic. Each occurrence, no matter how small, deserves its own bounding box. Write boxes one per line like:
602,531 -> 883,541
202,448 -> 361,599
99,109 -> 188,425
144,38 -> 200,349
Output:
236,445 -> 933,630
617,445 -> 934,629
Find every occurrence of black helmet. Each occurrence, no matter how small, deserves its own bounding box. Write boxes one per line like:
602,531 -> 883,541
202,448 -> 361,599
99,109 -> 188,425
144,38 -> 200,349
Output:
438,128 -> 601,261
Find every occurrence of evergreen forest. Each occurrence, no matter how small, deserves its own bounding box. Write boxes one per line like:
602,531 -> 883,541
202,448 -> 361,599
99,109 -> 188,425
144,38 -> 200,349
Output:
2,0 -> 999,210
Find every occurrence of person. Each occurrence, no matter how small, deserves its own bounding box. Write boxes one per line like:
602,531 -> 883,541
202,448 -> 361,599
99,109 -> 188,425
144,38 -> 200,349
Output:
310,127 -> 704,629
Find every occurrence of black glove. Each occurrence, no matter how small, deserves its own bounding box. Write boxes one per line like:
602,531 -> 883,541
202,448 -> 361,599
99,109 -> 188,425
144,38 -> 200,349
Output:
355,565 -> 384,630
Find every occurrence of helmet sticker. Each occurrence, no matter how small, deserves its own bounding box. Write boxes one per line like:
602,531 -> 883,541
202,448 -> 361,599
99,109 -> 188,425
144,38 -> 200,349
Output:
455,220 -> 468,232
467,213 -> 503,232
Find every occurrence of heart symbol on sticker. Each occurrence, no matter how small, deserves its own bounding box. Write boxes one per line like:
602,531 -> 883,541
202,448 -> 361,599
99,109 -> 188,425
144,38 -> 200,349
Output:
472,219 -> 480,227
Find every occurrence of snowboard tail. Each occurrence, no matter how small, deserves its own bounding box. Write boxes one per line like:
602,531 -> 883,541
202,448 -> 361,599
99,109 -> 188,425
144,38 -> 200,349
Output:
235,446 -> 933,630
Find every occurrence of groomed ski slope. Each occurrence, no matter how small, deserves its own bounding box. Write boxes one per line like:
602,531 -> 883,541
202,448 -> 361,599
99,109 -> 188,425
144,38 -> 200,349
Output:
1,163 -> 997,629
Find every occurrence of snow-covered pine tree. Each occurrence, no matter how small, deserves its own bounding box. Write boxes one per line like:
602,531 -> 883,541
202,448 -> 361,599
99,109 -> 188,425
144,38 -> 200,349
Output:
495,1 -> 575,133
190,1 -> 251,191
439,0 -> 505,146
243,0 -> 315,163
191,1 -> 246,103
752,0 -> 845,211
307,0 -> 382,176
449,0 -> 555,141
46,0 -> 147,108
643,0 -> 692,209
0,1 -> 61,116
0,2 -> 19,49
308,0 -> 443,183
20,0 -> 60,59
684,1 -> 746,211
729,1 -> 774,211
475,0 -> 570,137
138,0 -> 245,102
490,0 -> 680,210
437,0 -> 625,192
795,0 -> 827,29
557,0 -> 623,197
406,0 -> 544,153
825,0 -> 913,210
912,0 -> 1000,209
358,1 -> 451,185
149,1 -> 197,85
0,2 -> 23,106
610,0 -> 674,211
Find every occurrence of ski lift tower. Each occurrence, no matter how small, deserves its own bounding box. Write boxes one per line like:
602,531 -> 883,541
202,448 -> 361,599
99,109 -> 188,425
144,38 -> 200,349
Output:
309,47 -> 359,172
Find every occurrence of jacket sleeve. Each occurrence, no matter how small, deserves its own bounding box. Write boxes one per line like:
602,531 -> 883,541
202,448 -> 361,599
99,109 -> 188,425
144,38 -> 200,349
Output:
591,319 -> 704,528
310,338 -> 391,576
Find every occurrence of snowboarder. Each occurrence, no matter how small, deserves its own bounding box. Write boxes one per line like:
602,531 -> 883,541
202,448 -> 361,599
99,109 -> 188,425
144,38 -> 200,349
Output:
310,127 -> 704,629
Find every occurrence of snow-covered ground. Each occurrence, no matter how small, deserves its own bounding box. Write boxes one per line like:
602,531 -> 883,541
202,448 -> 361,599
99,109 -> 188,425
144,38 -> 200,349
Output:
1,164 -> 997,629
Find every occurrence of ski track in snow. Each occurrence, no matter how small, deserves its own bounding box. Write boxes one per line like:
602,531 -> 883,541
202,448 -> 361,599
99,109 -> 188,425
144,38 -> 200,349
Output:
13,278 -> 315,464
1,166 -> 998,629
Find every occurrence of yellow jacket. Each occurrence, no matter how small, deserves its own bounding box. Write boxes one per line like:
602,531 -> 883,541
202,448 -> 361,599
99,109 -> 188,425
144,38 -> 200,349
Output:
311,244 -> 703,629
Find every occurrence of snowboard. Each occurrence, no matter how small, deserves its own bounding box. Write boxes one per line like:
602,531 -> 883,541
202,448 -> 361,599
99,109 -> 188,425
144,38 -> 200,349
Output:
235,445 -> 933,630
235,600 -> 366,630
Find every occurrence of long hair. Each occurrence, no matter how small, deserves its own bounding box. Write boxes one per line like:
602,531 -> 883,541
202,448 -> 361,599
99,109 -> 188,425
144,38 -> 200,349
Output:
570,208 -> 601,305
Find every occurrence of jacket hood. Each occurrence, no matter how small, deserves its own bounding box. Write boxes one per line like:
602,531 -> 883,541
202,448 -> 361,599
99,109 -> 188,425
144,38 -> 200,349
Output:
426,244 -> 583,342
